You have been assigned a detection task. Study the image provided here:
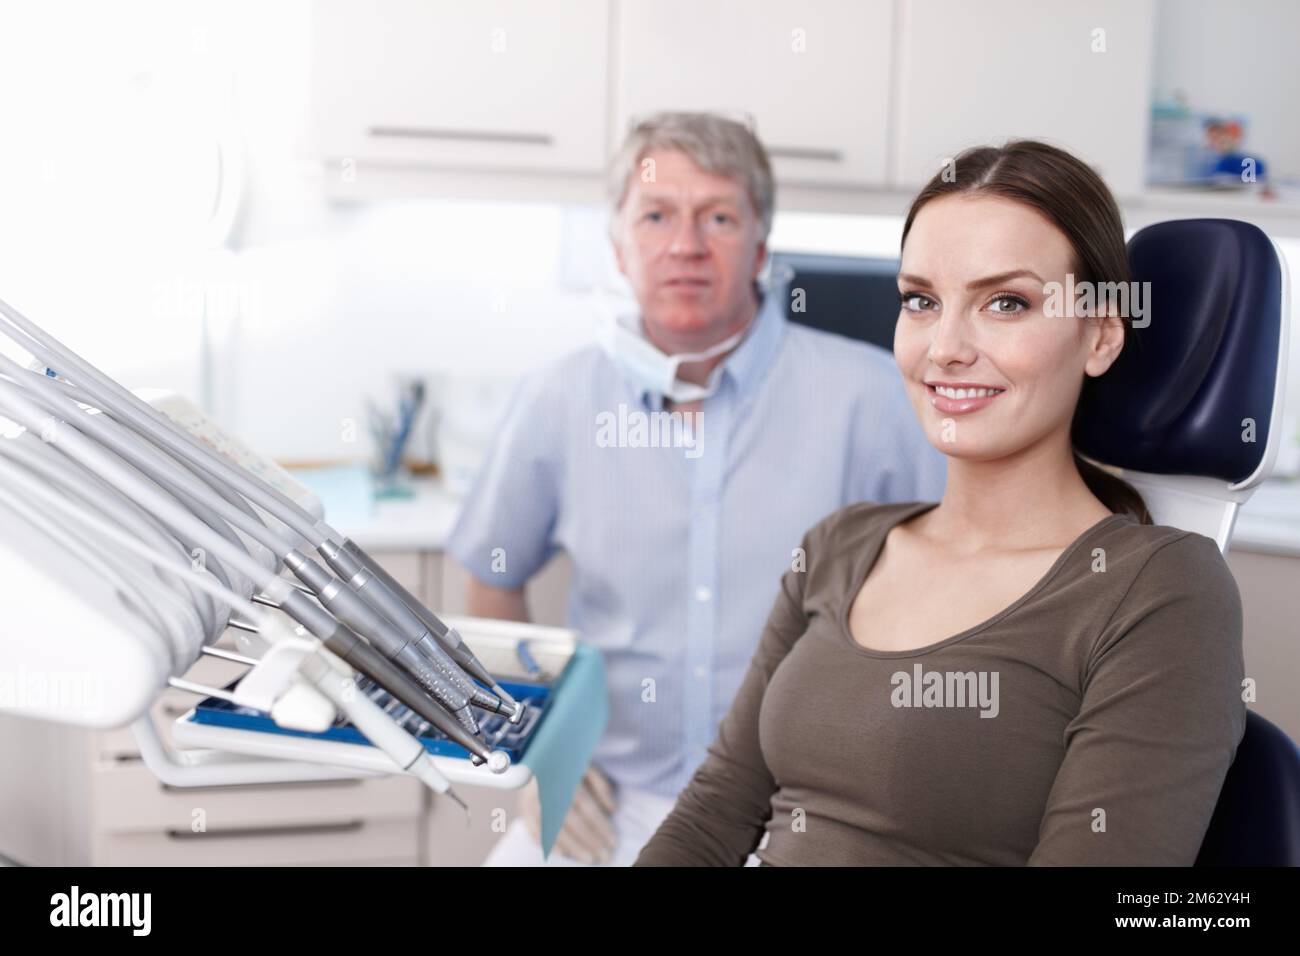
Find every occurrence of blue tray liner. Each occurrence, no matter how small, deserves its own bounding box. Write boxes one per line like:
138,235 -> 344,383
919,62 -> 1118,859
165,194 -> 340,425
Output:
186,643 -> 609,857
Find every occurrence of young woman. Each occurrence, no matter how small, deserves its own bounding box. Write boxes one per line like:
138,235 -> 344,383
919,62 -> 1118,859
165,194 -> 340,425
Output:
634,140 -> 1247,866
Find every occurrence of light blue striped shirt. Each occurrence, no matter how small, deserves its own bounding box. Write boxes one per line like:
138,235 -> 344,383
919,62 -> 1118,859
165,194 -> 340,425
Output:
447,295 -> 947,797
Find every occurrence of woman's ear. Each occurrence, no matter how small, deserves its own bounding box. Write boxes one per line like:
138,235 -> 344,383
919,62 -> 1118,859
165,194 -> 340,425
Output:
1083,312 -> 1126,377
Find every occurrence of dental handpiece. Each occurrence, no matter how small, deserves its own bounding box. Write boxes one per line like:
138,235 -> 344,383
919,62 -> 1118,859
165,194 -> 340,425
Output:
12,365 -> 490,748
0,303 -> 514,772
282,550 -> 482,737
20,373 -> 501,737
333,537 -> 526,723
0,370 -> 510,773
2,372 -> 479,730
323,547 -> 510,718
0,306 -> 513,719
261,591 -> 506,769
318,538 -> 522,722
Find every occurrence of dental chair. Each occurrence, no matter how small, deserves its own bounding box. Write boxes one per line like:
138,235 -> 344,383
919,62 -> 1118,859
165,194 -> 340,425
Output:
1073,218 -> 1300,866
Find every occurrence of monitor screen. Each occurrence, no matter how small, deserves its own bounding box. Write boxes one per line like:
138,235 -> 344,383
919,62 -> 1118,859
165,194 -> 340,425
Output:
767,252 -> 902,353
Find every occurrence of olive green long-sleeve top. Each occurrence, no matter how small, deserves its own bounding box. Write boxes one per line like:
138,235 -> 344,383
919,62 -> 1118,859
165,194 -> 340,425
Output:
635,501 -> 1247,866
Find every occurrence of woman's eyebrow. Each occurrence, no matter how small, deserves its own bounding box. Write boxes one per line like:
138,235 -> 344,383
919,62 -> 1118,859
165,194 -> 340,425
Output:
898,269 -> 1045,290
966,269 -> 1044,290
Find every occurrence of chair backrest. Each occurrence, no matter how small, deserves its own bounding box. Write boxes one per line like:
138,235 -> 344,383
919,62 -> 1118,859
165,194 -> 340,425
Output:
1073,218 -> 1291,550
767,251 -> 902,353
1073,219 -> 1297,864
1196,711 -> 1300,866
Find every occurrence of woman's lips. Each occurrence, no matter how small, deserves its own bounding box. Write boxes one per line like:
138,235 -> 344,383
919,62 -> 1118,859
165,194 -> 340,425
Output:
926,383 -> 1005,414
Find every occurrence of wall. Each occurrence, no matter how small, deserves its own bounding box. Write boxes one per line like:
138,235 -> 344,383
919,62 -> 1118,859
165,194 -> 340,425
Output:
1154,0 -> 1300,182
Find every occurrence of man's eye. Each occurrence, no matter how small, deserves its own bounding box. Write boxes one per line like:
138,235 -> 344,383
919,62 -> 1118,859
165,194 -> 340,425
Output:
712,213 -> 732,224
988,293 -> 1030,315
899,292 -> 935,312
643,210 -> 664,223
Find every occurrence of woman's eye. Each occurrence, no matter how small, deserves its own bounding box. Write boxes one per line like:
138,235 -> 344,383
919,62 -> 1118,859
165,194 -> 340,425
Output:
988,294 -> 1030,315
899,292 -> 935,312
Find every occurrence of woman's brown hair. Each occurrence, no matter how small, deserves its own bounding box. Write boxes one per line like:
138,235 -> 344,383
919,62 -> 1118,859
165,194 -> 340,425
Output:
899,139 -> 1152,524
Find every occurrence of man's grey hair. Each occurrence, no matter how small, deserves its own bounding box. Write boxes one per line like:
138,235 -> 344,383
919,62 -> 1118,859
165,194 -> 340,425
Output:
607,111 -> 775,240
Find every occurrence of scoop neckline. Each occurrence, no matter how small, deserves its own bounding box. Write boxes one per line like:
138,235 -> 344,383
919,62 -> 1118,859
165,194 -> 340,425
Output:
836,502 -> 1128,659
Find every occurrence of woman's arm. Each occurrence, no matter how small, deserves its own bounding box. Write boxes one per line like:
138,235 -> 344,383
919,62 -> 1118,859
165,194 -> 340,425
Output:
1028,533 -> 1248,865
634,524 -> 823,866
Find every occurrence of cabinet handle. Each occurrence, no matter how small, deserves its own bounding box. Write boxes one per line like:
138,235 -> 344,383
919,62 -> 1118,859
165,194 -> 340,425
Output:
767,145 -> 843,162
165,819 -> 365,840
368,126 -> 553,146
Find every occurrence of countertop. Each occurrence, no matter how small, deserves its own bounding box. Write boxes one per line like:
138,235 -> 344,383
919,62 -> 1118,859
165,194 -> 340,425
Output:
289,468 -> 465,552
294,469 -> 1300,559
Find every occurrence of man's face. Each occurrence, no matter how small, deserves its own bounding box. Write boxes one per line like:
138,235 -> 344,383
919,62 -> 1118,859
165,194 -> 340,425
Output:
612,149 -> 767,350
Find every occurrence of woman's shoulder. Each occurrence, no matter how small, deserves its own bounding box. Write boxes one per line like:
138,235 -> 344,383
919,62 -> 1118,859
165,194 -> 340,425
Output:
1097,517 -> 1239,605
1102,517 -> 1229,567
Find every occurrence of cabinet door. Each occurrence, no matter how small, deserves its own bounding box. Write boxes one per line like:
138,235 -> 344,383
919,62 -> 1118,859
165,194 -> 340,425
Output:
367,551 -> 426,604
310,0 -> 609,173
892,0 -> 1154,197
438,551 -> 572,628
615,0 -> 894,187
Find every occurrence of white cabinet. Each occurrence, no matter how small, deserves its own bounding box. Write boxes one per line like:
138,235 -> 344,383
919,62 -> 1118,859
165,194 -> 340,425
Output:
892,0 -> 1155,198
305,0 -> 1165,205
310,0 -> 609,174
613,0 -> 895,187
0,641 -> 425,866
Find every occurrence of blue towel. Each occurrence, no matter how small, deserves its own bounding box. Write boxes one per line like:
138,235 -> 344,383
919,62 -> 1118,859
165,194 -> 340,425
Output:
520,643 -> 609,857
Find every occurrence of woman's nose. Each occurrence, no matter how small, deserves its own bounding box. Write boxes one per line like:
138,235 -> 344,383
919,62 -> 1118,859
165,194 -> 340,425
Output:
926,311 -> 977,365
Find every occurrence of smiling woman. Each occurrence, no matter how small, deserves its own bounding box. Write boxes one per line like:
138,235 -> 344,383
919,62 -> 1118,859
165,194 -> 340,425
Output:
895,140 -> 1152,524
634,140 -> 1247,867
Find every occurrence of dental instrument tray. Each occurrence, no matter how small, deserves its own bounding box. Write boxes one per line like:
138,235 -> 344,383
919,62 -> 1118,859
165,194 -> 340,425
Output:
172,616 -> 585,789
188,673 -> 550,763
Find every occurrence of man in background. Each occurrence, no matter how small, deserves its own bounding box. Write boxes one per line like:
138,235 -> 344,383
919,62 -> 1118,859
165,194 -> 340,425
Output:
448,112 -> 946,865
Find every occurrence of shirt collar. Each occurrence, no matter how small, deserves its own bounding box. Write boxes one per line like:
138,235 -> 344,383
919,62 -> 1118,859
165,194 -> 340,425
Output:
639,294 -> 787,411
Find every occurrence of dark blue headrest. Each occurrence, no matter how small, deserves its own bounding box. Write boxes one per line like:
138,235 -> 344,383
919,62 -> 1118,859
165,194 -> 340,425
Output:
1073,219 -> 1285,484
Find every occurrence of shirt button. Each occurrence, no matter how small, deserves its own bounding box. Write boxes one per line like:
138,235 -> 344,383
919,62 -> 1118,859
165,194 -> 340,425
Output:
694,585 -> 712,603
694,665 -> 707,679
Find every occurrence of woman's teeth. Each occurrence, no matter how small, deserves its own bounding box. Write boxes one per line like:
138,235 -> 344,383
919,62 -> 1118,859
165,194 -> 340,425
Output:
933,385 -> 1004,399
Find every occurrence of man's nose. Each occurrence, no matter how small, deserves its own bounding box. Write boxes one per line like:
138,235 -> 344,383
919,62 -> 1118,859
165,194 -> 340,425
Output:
667,217 -> 707,257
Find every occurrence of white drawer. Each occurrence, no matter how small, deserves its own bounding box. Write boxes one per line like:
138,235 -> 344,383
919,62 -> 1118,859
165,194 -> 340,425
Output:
92,760 -> 422,832
96,816 -> 420,866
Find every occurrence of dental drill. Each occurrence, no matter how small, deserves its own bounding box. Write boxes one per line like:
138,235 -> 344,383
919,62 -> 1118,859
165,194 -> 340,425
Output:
0,297 -> 524,726
0,297 -> 517,793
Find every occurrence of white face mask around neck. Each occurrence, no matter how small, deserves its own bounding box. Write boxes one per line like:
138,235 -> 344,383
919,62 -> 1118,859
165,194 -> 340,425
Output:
594,309 -> 750,404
